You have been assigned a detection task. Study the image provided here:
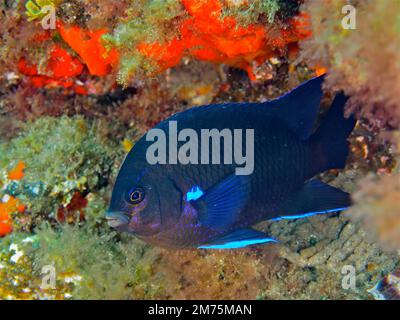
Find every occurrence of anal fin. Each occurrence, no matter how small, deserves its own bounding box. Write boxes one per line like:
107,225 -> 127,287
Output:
273,179 -> 350,221
199,228 -> 277,249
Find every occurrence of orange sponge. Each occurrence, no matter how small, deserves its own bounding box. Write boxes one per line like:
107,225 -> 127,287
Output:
57,22 -> 119,77
137,0 -> 311,80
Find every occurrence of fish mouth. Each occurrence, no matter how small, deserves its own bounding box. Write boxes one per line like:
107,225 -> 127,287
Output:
105,211 -> 130,228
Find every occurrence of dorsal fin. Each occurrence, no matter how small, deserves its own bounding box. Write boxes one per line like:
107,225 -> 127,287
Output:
265,75 -> 325,140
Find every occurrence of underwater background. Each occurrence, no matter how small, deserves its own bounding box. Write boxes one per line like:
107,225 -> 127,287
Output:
0,0 -> 399,300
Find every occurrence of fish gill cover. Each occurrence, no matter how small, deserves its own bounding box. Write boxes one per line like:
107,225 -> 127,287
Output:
0,0 -> 399,300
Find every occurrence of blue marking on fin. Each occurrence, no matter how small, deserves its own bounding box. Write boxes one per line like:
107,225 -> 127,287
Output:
199,238 -> 277,249
193,174 -> 250,231
186,185 -> 204,201
278,179 -> 351,219
272,207 -> 349,221
198,228 -> 277,250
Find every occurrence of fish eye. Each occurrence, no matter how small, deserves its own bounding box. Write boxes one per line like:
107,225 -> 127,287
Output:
126,187 -> 145,205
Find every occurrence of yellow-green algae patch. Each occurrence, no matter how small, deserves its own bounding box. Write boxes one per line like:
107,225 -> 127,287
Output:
0,116 -> 118,217
221,0 -> 282,25
0,224 -> 165,299
102,0 -> 186,85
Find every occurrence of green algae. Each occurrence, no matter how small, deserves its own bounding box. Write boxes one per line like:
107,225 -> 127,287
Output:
221,0 -> 281,25
0,114 -> 161,299
102,0 -> 185,85
82,190 -> 110,227
0,223 -> 164,299
31,223 -> 163,299
25,0 -> 62,21
104,0 -> 184,46
0,115 -> 118,217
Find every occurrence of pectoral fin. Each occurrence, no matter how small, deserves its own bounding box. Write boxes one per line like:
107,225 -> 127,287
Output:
199,228 -> 277,249
191,174 -> 250,231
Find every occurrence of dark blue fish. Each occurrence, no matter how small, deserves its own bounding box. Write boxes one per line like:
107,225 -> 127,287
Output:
107,76 -> 356,249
